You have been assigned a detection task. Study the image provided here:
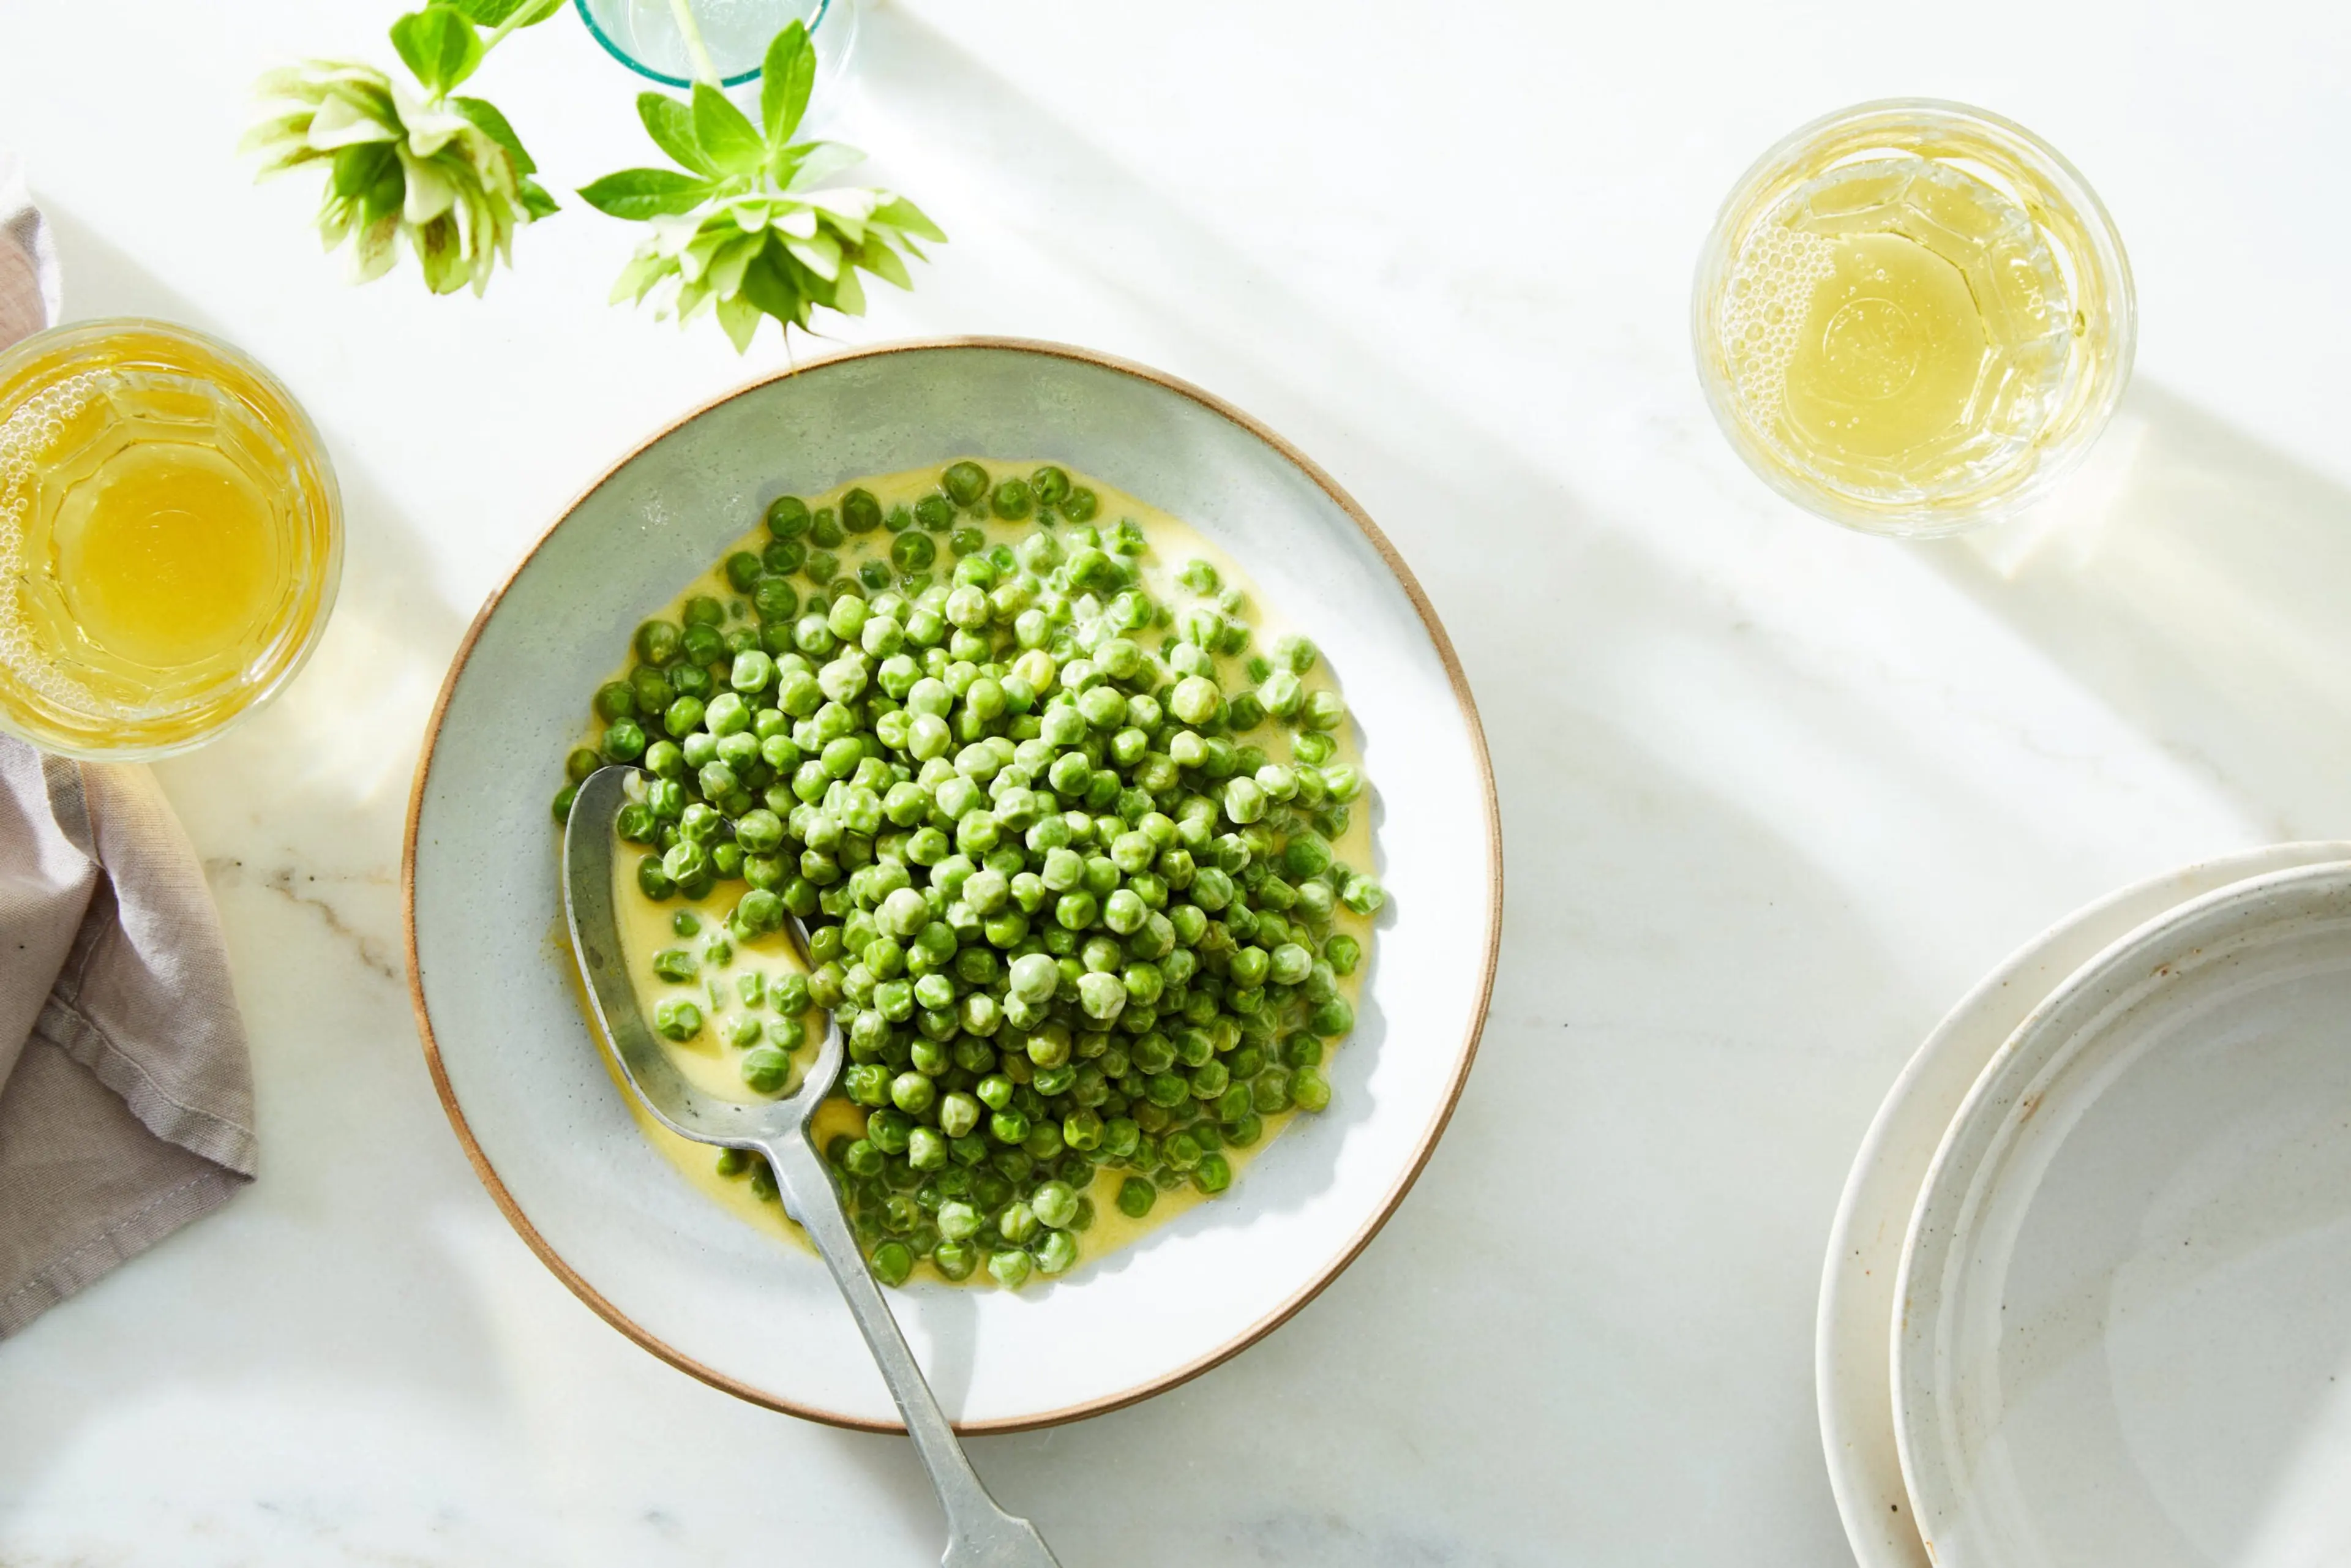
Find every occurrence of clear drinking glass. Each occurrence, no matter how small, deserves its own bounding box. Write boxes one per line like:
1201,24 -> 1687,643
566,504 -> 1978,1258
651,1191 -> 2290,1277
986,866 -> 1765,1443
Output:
1692,100 -> 2134,538
574,0 -> 855,90
0,319 -> 342,759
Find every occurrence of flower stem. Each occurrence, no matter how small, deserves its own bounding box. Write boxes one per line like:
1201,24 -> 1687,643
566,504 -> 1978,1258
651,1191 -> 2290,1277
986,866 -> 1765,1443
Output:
481,2 -> 538,54
667,0 -> 722,85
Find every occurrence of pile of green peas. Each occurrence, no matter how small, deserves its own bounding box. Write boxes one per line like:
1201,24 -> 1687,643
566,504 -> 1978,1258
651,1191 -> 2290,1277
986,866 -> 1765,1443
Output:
555,460 -> 1384,1289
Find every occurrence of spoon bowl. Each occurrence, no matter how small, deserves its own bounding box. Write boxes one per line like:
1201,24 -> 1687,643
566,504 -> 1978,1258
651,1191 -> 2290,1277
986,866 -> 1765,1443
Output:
562,765 -> 1060,1568
563,765 -> 844,1148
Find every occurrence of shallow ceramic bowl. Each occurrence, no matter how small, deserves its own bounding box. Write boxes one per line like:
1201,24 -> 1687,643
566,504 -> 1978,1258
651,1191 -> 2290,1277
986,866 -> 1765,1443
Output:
403,339 -> 1501,1432
1896,861 -> 2351,1567
1816,842 -> 2351,1568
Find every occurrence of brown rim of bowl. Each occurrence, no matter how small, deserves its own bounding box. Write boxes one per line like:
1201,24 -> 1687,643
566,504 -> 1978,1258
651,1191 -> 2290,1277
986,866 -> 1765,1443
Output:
401,335 -> 1504,1435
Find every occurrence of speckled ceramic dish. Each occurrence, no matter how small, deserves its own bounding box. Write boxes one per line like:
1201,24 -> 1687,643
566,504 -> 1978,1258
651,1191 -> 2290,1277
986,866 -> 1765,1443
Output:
1817,843 -> 2351,1567
1897,861 -> 2351,1568
403,339 -> 1501,1433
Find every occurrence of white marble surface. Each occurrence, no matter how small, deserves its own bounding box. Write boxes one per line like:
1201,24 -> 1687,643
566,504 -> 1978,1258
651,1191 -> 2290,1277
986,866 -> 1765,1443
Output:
2,2 -> 2348,1562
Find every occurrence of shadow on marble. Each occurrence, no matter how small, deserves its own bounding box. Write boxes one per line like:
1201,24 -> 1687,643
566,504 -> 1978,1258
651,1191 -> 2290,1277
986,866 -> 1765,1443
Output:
1937,381 -> 2351,842
845,16 -> 1916,1564
15,50 -> 1920,1564
2,207 -> 511,1535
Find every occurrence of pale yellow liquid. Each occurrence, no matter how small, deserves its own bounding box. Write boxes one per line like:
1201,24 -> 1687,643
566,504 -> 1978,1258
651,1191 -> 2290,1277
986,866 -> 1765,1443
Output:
1713,154 -> 2079,507
0,324 -> 336,756
578,462 -> 1376,1285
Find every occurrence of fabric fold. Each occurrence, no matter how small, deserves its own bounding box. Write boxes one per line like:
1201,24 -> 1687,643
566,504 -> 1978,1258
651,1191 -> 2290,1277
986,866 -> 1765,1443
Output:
0,740 -> 257,1338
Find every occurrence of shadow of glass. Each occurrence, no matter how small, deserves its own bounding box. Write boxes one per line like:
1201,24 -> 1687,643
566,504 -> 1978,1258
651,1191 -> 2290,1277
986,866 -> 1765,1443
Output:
14,37 -> 1956,1566
0,204 -> 509,1528
1938,381 -> 2351,839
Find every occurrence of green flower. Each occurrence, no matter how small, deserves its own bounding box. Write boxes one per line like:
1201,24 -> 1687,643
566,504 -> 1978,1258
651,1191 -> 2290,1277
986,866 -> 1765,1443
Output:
242,2 -> 558,296
580,23 -> 943,351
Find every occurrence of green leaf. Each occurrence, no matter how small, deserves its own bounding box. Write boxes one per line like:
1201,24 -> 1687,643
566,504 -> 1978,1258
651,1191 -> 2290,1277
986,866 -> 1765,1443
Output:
307,90 -> 400,150
740,240 -> 806,326
872,196 -> 946,245
331,141 -> 399,200
518,178 -> 560,219
448,0 -> 562,27
852,234 -> 912,291
774,139 -> 862,190
389,6 -> 484,97
759,23 -> 815,148
450,96 -> 534,174
638,92 -> 716,177
577,168 -> 716,220
716,291 -> 763,353
610,250 -> 672,306
707,231 -> 764,299
691,82 -> 763,177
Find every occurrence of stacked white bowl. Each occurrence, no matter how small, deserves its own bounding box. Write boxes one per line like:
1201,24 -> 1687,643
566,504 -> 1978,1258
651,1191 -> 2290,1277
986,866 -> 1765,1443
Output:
1820,845 -> 2351,1568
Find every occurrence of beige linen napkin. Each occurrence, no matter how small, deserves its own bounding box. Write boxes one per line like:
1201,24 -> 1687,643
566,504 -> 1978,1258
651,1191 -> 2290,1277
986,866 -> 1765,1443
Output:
0,159 -> 257,1338
1,149 -> 61,347
0,745 -> 258,1337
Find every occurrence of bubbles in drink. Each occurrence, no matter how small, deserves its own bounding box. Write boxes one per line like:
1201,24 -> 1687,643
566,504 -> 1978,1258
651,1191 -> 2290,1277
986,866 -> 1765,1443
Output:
1715,156 -> 2077,505
0,370 -> 103,711
1693,103 -> 2132,535
0,323 -> 339,757
1717,227 -> 1839,436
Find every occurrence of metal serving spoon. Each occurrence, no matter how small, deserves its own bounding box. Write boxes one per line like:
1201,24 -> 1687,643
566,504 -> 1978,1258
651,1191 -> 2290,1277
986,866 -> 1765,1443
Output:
564,767 -> 1060,1568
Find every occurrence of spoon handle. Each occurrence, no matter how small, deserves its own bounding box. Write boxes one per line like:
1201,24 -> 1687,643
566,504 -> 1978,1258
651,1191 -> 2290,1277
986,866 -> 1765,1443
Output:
766,1131 -> 1062,1568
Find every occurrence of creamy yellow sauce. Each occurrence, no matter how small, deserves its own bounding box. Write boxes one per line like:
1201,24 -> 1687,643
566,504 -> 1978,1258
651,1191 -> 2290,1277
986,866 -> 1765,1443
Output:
572,460 -> 1374,1285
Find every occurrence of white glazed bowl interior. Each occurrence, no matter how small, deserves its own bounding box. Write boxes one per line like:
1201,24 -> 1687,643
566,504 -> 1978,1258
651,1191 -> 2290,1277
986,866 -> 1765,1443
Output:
1815,841 -> 2351,1568
1895,862 -> 2351,1567
407,339 -> 1499,1431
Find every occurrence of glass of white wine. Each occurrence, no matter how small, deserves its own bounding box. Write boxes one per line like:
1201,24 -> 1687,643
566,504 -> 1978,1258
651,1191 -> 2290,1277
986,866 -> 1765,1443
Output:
0,319 -> 341,759
1693,100 -> 2134,538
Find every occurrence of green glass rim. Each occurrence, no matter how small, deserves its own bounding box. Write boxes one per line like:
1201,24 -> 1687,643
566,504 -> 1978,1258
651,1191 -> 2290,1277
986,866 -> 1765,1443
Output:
572,0 -> 834,90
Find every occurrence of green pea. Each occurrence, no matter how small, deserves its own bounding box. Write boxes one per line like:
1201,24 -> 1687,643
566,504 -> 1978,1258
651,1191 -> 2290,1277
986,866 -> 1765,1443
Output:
767,496 -> 812,538
870,1240 -> 914,1288
1033,1229 -> 1078,1275
891,1070 -> 936,1116
635,620 -> 682,664
1309,996 -> 1355,1038
1030,1179 -> 1079,1229
1031,465 -> 1072,506
589,685 -> 634,727
741,1046 -> 790,1093
637,855 -> 677,901
653,998 -> 702,1041
988,1248 -> 1033,1289
1116,1176 -> 1157,1218
991,479 -> 1034,520
1291,1065 -> 1331,1112
891,530 -> 937,574
842,487 -> 883,534
942,462 -> 989,506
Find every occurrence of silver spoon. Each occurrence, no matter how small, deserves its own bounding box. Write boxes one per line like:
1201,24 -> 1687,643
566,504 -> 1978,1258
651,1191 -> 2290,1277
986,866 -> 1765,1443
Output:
564,767 -> 1061,1568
